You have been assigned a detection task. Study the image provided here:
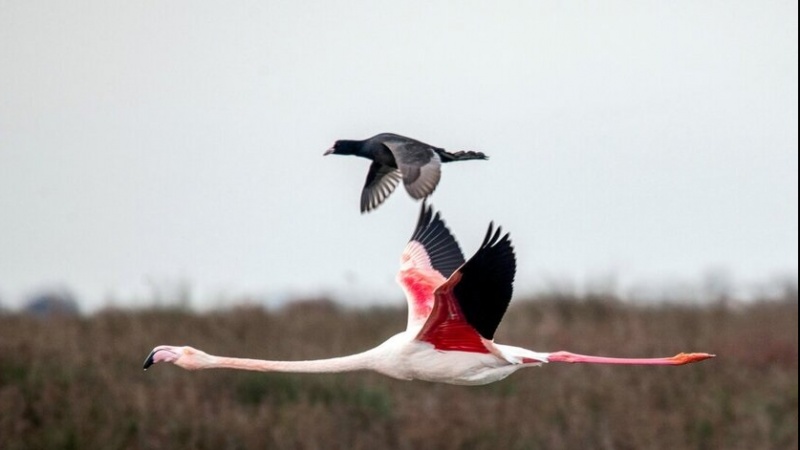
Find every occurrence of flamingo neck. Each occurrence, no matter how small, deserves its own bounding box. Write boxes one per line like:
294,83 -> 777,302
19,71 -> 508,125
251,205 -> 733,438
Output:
206,351 -> 377,373
547,351 -> 715,366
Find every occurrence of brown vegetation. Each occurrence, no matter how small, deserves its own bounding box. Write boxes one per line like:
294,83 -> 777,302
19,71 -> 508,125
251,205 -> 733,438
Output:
0,294 -> 797,450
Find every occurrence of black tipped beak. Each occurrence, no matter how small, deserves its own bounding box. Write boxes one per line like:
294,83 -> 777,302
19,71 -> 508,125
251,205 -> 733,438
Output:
323,147 -> 334,156
143,350 -> 156,370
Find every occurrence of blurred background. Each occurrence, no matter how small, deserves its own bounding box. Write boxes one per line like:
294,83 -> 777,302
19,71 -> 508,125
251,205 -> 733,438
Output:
0,1 -> 797,449
0,0 -> 796,312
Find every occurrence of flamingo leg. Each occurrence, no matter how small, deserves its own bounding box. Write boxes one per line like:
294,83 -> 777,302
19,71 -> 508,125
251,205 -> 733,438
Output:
547,351 -> 715,366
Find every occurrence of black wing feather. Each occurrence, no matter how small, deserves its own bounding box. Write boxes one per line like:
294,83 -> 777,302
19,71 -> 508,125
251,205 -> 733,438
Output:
452,222 -> 516,340
410,202 -> 465,279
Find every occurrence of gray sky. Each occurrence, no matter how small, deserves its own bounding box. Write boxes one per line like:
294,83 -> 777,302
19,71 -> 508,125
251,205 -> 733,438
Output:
1,0 -> 797,311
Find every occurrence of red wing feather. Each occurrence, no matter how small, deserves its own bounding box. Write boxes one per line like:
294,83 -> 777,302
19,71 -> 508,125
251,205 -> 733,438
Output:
415,272 -> 490,354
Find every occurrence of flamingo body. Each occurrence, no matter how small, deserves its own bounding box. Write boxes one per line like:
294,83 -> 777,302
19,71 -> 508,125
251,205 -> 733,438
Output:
147,335 -> 546,386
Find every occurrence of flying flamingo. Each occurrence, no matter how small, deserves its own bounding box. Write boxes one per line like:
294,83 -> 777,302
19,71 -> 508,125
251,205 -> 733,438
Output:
143,203 -> 714,385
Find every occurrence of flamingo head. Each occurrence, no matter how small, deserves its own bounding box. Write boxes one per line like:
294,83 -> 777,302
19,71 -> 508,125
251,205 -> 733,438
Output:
143,345 -> 212,371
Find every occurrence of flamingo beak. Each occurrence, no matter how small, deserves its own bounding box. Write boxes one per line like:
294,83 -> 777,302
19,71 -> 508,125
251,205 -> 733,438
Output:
143,346 -> 181,370
143,351 -> 157,370
324,146 -> 335,156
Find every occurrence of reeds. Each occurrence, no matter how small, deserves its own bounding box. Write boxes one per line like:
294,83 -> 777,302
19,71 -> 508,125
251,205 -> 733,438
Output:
0,294 -> 796,450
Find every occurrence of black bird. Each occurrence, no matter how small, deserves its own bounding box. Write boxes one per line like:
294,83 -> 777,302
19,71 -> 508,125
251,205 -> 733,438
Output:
324,133 -> 488,213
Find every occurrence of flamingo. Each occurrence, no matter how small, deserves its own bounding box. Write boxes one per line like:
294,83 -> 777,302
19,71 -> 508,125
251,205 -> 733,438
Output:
143,203 -> 714,385
324,133 -> 487,213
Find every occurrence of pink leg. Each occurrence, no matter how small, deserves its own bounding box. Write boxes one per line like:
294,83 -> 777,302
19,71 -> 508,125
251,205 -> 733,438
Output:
547,351 -> 715,366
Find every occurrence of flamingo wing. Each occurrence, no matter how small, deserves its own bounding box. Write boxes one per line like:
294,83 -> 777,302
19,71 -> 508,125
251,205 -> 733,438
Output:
397,202 -> 465,331
416,222 -> 516,352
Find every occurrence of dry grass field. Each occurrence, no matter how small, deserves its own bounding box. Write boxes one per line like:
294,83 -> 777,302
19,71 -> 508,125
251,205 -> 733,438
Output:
0,293 -> 797,450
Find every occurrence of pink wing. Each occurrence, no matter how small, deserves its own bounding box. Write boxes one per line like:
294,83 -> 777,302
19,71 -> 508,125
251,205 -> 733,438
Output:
416,222 -> 516,353
397,202 -> 465,331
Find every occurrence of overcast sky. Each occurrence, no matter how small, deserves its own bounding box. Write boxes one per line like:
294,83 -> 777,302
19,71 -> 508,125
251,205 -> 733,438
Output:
1,0 -> 797,311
